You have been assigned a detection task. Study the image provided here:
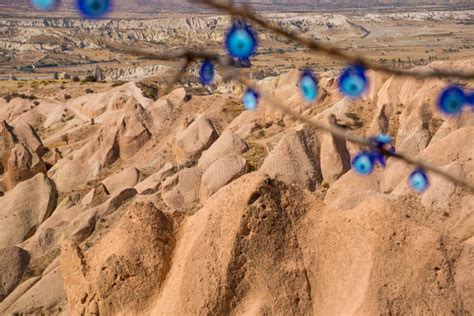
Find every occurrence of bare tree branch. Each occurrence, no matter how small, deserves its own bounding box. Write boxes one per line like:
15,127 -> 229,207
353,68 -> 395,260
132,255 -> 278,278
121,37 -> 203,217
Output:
96,31 -> 474,192
230,70 -> 474,193
195,0 -> 474,80
161,58 -> 193,97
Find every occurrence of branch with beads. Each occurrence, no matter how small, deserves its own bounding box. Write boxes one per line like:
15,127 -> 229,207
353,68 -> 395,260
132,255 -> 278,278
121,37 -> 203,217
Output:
102,39 -> 474,193
32,0 -> 474,193
196,0 -> 474,81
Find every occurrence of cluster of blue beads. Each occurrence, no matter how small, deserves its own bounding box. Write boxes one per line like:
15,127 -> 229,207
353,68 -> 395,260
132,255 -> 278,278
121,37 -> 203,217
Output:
352,134 -> 393,175
24,5 -> 469,193
352,134 -> 429,192
31,0 -> 111,18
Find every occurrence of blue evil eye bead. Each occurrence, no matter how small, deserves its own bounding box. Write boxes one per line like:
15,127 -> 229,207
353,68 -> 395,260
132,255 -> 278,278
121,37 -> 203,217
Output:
31,0 -> 59,10
339,65 -> 368,98
299,70 -> 318,102
437,86 -> 466,115
225,23 -> 257,59
371,134 -> 396,162
372,152 -> 387,168
466,92 -> 474,106
242,89 -> 259,111
409,168 -> 429,193
373,134 -> 392,145
352,151 -> 375,175
199,60 -> 215,85
77,0 -> 111,19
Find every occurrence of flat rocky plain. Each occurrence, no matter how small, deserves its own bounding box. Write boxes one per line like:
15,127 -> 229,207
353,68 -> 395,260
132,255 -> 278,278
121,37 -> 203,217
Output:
0,4 -> 473,315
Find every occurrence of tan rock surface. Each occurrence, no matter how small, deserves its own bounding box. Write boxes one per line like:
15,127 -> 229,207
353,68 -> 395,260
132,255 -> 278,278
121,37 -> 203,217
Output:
0,246 -> 31,301
4,266 -> 65,315
61,201 -> 174,315
319,115 -> 351,184
4,143 -> 47,190
101,167 -> 141,194
172,116 -> 219,163
0,61 -> 472,315
135,162 -> 176,195
48,103 -> 151,192
0,277 -> 40,313
200,153 -> 248,201
162,167 -> 202,211
0,173 -> 57,248
260,126 -> 322,190
150,173 -> 313,315
198,130 -> 249,171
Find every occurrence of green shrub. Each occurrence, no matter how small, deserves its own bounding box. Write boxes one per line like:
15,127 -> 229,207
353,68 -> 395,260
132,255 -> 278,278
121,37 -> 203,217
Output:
111,81 -> 126,88
2,92 -> 37,103
81,75 -> 97,84
136,81 -> 160,101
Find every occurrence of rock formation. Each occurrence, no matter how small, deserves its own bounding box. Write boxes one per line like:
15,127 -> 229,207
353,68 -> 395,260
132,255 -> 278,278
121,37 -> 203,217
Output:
0,60 -> 473,314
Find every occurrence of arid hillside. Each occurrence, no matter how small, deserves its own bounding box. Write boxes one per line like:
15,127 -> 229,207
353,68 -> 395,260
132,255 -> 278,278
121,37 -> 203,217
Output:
0,56 -> 473,314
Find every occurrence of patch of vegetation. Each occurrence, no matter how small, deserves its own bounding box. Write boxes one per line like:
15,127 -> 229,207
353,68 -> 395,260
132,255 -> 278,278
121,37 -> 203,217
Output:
136,81 -> 160,101
111,81 -> 127,88
2,92 -> 37,103
38,80 -> 54,85
243,142 -> 268,171
64,94 -> 72,100
85,88 -> 94,94
61,134 -> 69,145
223,99 -> 244,116
81,75 -> 97,84
429,117 -> 444,137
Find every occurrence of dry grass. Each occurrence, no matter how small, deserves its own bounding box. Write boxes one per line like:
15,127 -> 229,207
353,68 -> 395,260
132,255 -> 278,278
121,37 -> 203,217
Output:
243,142 -> 268,171
222,99 -> 245,117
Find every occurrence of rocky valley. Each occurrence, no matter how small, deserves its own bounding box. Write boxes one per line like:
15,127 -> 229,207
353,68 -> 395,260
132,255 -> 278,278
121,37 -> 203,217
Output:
0,1 -> 473,315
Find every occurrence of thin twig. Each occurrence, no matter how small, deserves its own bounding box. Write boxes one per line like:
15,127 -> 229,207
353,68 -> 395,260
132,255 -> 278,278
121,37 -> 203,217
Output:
195,0 -> 474,80
161,58 -> 193,97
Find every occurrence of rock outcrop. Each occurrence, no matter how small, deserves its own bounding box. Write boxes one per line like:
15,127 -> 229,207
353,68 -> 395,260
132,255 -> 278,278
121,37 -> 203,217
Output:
260,126 -> 323,191
200,154 -> 248,202
172,117 -> 219,163
3,267 -> 65,315
198,130 -> 249,172
0,246 -> 31,301
0,174 -> 57,248
0,60 -> 472,315
48,100 -> 151,192
162,167 -> 202,211
0,120 -> 47,190
61,202 -> 174,315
